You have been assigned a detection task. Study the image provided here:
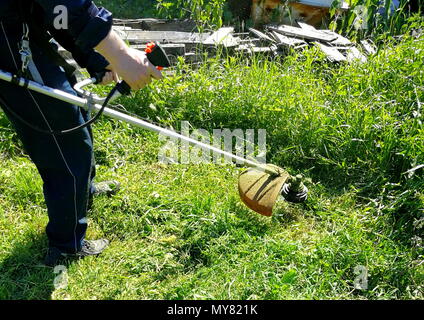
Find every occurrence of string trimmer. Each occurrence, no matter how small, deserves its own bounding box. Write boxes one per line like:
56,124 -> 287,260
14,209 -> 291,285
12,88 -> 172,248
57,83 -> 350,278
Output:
0,42 -> 308,216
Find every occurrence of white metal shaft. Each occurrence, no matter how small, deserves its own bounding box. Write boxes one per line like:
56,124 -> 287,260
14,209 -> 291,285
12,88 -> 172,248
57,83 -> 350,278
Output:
0,70 -> 278,175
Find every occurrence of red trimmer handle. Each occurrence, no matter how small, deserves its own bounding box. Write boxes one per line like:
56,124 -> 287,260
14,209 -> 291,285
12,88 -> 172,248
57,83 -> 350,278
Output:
145,42 -> 163,71
144,41 -> 171,70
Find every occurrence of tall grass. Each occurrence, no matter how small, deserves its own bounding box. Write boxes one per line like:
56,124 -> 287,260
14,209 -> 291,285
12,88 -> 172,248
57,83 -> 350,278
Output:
95,0 -> 229,29
124,23 -> 423,184
0,1 -> 422,300
157,0 -> 227,29
331,0 -> 422,39
116,22 -> 423,247
95,0 -> 422,39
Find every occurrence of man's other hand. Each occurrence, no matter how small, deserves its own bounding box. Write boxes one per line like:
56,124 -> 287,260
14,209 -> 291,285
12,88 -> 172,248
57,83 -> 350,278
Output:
100,70 -> 120,85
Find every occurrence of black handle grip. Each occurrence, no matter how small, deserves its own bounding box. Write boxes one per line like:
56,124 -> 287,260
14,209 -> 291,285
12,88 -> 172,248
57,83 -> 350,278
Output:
146,42 -> 171,69
115,80 -> 131,96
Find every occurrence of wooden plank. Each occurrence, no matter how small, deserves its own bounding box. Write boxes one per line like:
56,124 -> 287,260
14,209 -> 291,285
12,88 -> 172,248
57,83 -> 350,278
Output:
113,26 -> 133,31
113,18 -> 197,32
316,43 -> 346,62
296,22 -> 352,48
346,47 -> 367,63
233,32 -> 250,37
235,44 -> 273,54
239,38 -> 261,45
235,44 -> 253,52
360,39 -> 377,55
296,23 -> 353,49
329,46 -> 353,51
118,30 -> 211,44
251,46 -> 273,53
249,28 -> 276,43
269,25 -> 338,42
184,52 -> 206,64
140,19 -> 197,32
320,30 -> 352,46
296,21 -> 317,32
113,19 -> 144,29
203,27 -> 240,47
271,31 -> 307,47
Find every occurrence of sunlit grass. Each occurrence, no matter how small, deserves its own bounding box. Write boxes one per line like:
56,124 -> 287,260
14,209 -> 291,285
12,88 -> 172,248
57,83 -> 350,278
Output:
0,20 -> 422,300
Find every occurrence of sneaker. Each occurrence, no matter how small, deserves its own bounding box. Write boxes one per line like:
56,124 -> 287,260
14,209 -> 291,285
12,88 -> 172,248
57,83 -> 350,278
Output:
44,239 -> 110,267
77,239 -> 110,257
93,180 -> 121,197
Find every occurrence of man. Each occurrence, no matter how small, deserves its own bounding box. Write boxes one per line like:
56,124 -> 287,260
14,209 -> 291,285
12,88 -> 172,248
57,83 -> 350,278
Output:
0,0 -> 163,266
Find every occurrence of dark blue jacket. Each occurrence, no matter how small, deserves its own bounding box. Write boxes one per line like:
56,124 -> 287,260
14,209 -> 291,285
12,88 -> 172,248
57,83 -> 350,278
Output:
0,0 -> 113,75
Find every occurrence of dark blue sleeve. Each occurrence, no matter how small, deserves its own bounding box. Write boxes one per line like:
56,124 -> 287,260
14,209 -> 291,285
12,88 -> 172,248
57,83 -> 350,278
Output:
49,28 -> 110,75
35,0 -> 113,51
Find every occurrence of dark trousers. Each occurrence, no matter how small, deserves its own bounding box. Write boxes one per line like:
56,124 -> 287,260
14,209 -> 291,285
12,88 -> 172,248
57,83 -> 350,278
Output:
0,20 -> 95,253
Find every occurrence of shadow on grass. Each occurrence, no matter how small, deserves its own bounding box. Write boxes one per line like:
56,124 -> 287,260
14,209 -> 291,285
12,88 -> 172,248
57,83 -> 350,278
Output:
0,234 -> 58,300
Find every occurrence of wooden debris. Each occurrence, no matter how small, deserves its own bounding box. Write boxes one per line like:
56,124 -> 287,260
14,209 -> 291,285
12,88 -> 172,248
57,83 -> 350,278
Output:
360,39 -> 377,55
316,43 -> 346,62
346,47 -> 367,63
270,22 -> 367,63
203,27 -> 240,47
271,31 -> 307,48
117,29 -> 210,44
112,20 -> 369,65
296,21 -> 317,32
235,44 -> 273,55
59,19 -> 370,75
184,52 -> 205,64
113,18 -> 197,32
320,30 -> 352,46
268,25 -> 337,42
249,28 -> 276,43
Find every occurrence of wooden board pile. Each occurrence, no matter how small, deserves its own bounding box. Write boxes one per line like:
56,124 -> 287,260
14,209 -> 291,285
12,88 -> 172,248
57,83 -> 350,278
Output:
61,18 -> 377,73
113,18 -> 376,64
251,22 -> 377,62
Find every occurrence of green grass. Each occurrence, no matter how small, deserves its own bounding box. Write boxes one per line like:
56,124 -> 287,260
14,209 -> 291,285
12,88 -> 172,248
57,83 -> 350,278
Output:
0,17 -> 423,299
94,0 -> 159,19
94,0 -> 229,23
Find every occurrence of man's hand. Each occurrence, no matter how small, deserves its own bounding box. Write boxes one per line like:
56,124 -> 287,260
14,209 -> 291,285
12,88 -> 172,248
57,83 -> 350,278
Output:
100,70 -> 119,85
95,31 -> 163,90
112,48 -> 162,90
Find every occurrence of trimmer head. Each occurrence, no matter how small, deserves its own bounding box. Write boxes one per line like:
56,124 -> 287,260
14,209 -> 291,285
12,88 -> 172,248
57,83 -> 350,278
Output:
238,166 -> 309,216
238,164 -> 290,216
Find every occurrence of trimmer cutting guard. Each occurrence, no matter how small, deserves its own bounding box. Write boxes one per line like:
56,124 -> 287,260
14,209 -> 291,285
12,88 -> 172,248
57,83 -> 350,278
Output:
238,164 -> 290,216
